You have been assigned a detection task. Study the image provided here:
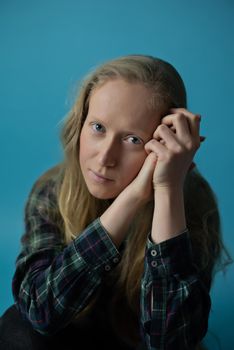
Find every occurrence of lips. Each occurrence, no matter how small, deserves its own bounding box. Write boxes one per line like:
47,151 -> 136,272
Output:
88,170 -> 114,183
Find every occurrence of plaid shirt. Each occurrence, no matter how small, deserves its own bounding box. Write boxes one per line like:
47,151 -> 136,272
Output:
12,169 -> 211,349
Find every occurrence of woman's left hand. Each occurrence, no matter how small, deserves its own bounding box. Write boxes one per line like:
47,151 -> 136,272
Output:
144,108 -> 202,189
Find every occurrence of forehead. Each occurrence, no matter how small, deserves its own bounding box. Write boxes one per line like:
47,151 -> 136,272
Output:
88,79 -> 162,132
89,79 -> 152,109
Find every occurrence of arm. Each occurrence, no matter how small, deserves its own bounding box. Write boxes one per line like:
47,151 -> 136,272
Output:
100,179 -> 211,349
100,181 -> 211,349
13,156 -> 155,335
101,108 -> 211,349
12,177 -> 121,335
140,232 -> 211,350
141,108 -> 210,349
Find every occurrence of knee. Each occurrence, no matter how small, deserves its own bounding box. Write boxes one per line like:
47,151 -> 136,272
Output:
0,305 -> 47,350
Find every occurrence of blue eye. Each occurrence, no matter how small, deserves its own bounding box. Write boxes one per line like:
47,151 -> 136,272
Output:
91,123 -> 105,133
127,136 -> 143,145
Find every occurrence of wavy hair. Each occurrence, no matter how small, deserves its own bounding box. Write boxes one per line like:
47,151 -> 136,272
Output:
54,55 -> 231,345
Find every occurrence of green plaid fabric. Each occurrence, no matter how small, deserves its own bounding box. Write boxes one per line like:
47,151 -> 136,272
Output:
12,169 -> 211,349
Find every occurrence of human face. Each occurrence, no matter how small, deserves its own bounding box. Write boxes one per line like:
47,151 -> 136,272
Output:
79,78 -> 162,199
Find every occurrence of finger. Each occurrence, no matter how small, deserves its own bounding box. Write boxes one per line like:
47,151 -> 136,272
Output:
170,108 -> 200,120
155,124 -> 184,149
167,127 -> 202,141
145,138 -> 166,155
170,108 -> 201,138
170,125 -> 176,133
160,112 -> 191,141
137,152 -> 157,182
160,139 -> 166,145
147,126 -> 179,152
170,108 -> 201,132
187,114 -> 201,139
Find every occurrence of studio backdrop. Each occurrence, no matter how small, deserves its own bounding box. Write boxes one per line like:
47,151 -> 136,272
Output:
0,1 -> 233,349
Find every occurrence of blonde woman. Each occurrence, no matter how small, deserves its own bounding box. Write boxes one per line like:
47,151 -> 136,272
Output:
0,55 -> 229,349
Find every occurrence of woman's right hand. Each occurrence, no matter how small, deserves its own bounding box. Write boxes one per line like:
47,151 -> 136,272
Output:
123,152 -> 157,204
100,152 -> 157,247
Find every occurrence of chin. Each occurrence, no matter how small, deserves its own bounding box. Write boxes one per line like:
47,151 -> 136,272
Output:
88,187 -> 120,200
91,192 -> 117,200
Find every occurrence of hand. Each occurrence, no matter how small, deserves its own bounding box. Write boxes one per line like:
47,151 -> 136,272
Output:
123,152 -> 157,204
144,108 -> 203,189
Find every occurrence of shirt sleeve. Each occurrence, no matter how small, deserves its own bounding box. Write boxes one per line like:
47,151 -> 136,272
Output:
140,231 -> 211,350
12,177 -> 121,335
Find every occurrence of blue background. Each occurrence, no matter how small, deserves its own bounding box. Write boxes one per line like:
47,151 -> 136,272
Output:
0,0 -> 233,348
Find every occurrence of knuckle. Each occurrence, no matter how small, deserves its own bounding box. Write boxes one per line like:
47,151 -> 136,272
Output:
175,108 -> 186,114
185,140 -> 194,150
173,144 -> 184,154
175,113 -> 185,122
185,139 -> 200,151
157,124 -> 167,132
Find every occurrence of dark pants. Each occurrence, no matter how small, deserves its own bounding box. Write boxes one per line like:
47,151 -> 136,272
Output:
0,305 -> 143,350
0,306 -> 207,350
0,305 -> 79,350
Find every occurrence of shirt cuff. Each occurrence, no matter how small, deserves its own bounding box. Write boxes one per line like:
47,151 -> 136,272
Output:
73,218 -> 121,274
146,230 -> 195,278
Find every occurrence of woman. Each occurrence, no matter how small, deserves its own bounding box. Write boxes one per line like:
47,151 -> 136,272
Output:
0,55 -> 229,349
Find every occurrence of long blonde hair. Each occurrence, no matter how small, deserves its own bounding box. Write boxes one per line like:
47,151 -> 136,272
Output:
59,54 -> 187,240
54,55 -> 230,344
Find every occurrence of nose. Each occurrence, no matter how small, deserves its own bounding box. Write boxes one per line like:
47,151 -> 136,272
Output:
98,137 -> 118,167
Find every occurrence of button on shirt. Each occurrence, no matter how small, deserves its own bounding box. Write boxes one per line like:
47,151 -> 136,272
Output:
12,169 -> 211,349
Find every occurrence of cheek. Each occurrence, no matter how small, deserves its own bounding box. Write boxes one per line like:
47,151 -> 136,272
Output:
121,152 -> 147,183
